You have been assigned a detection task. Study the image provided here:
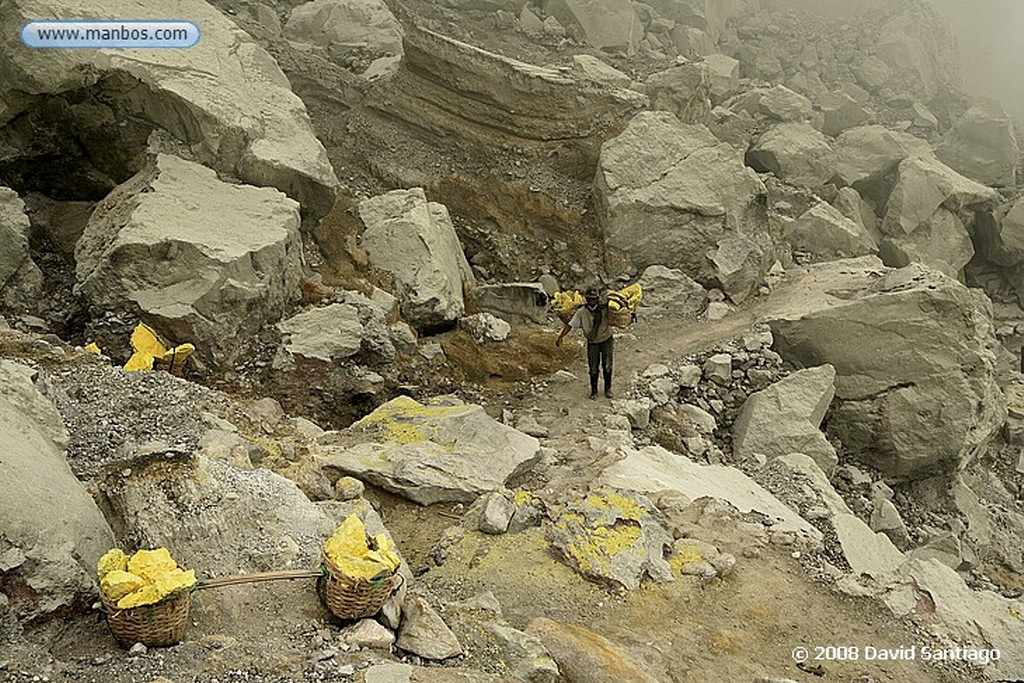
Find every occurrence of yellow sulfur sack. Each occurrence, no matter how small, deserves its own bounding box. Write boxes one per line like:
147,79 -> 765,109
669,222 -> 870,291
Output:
100,570 -> 145,602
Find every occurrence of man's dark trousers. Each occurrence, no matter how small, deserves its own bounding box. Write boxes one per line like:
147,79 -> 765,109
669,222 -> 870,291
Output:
587,337 -> 614,394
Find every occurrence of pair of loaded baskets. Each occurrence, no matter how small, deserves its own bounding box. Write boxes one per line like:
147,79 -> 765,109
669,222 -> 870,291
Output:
101,553 -> 403,647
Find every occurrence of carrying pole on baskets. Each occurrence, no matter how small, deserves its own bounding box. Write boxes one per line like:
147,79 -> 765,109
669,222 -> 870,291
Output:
194,569 -> 323,590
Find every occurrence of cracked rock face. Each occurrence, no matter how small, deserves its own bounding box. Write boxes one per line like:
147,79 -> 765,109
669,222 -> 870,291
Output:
760,257 -> 1005,479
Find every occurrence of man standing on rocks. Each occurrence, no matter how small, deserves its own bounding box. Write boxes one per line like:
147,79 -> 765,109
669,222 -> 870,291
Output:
555,287 -> 614,400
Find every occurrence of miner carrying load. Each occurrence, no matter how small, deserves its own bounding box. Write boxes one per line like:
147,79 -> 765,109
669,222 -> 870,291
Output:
555,287 -> 615,400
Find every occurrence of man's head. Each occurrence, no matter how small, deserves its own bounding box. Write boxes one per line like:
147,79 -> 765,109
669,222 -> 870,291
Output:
584,288 -> 600,310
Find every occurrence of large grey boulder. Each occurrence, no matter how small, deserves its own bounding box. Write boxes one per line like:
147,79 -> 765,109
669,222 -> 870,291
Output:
0,0 -> 338,219
878,208 -> 974,278
643,63 -> 711,124
278,301 -> 395,364
746,122 -> 837,188
598,445 -> 820,540
832,125 -> 931,190
935,98 -> 1019,188
877,154 -> 997,276
100,452 -> 336,574
788,202 -> 877,260
595,111 -> 769,302
571,55 -> 631,88
0,187 -> 42,311
285,0 -> 404,58
359,189 -> 474,332
732,365 -> 838,473
880,154 -> 998,238
638,265 -> 707,318
75,154 -> 304,366
315,396 -> 541,504
816,91 -> 871,137
469,282 -> 548,324
542,0 -> 642,52
703,54 -> 740,102
976,195 -> 1024,270
0,360 -> 114,621
730,85 -> 812,123
546,488 -> 674,591
759,258 -> 1005,478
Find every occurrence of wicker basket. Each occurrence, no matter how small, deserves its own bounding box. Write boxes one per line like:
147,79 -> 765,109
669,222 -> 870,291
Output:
318,555 -> 398,620
101,591 -> 190,647
609,307 -> 634,328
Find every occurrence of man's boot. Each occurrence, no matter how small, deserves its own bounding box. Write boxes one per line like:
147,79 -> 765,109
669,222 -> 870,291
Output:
589,376 -> 599,400
603,372 -> 613,399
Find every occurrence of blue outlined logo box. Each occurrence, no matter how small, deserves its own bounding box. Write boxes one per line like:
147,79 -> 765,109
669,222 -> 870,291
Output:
21,20 -> 201,49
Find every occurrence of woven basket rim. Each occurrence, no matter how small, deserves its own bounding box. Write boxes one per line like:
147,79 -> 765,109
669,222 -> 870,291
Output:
320,552 -> 395,587
100,588 -> 191,615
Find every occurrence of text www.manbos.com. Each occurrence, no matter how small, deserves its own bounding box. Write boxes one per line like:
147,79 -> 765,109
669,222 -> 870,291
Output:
21,20 -> 200,48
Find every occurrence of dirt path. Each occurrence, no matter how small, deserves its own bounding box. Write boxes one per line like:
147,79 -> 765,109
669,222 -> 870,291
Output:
523,307 -> 758,506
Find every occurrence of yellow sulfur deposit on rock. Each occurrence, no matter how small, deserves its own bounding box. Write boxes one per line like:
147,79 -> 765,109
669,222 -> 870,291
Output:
353,396 -> 475,446
324,515 -> 402,580
97,547 -> 197,609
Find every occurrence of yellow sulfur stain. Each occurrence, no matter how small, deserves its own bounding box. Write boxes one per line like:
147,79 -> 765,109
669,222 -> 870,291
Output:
354,396 -> 475,446
669,545 -> 706,574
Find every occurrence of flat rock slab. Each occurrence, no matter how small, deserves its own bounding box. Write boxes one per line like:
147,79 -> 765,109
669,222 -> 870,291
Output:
525,617 -> 661,683
316,396 -> 541,505
598,445 -> 820,541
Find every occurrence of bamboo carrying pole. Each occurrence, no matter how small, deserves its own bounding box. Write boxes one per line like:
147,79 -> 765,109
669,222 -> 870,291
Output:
195,569 -> 323,590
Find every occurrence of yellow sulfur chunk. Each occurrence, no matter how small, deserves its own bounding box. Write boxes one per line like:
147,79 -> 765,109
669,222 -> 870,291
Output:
152,568 -> 197,598
324,515 -> 370,567
97,548 -> 128,580
117,584 -> 165,609
83,342 -> 102,355
100,570 -> 145,601
333,555 -> 392,581
128,548 -> 177,582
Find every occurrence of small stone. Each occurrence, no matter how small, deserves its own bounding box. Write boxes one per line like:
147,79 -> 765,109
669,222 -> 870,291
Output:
479,492 -> 516,534
706,302 -> 730,320
341,618 -> 395,650
703,354 -> 732,385
395,596 -> 463,660
128,642 -> 147,656
333,476 -> 365,501
452,590 -> 502,614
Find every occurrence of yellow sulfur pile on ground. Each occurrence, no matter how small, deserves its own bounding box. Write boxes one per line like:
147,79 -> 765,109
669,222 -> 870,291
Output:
124,323 -> 195,373
324,515 -> 401,581
97,548 -> 197,609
